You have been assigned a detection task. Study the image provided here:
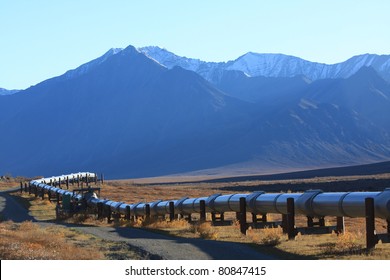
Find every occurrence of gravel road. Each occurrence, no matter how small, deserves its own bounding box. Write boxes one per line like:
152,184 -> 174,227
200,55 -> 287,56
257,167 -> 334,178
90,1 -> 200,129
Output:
0,189 -> 277,260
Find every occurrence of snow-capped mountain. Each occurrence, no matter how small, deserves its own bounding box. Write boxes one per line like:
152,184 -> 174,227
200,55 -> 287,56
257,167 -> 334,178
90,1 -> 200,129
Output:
139,46 -> 225,83
57,45 -> 390,86
0,88 -> 20,95
1,44 -> 390,179
139,46 -> 390,83
62,48 -> 123,79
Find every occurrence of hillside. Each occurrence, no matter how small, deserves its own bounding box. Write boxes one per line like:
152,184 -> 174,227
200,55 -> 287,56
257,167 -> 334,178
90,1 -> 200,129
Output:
1,46 -> 390,179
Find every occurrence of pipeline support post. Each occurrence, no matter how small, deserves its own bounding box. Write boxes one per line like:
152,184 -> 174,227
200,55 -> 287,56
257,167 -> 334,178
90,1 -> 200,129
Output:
24,183 -> 28,193
125,205 -> 131,221
336,216 -> 345,234
97,202 -> 103,220
365,197 -> 378,250
200,200 -> 206,222
145,204 -> 151,224
239,197 -> 247,235
282,214 -> 288,233
287,197 -> 296,240
319,217 -> 325,227
251,213 -> 257,224
28,183 -> 31,195
307,216 -> 314,227
20,182 -> 23,193
107,205 -> 112,224
387,219 -> 390,236
169,201 -> 175,222
66,176 -> 69,189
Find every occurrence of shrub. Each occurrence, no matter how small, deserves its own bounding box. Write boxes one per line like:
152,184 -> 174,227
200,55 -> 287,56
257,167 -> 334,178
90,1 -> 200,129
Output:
248,227 -> 283,246
146,219 -> 190,229
190,222 -> 218,240
0,221 -> 102,259
322,232 -> 364,255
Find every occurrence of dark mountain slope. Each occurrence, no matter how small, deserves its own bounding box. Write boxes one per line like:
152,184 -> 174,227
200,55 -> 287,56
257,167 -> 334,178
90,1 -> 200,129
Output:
215,70 -> 311,104
1,47 -> 390,179
0,46 -> 255,178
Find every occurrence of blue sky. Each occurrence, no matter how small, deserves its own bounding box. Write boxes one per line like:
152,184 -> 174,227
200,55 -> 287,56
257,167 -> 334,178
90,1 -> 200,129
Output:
1,0 -> 389,89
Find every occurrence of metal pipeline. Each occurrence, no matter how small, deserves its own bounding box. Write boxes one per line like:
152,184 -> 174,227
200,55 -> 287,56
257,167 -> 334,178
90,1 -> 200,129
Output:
29,172 -> 390,220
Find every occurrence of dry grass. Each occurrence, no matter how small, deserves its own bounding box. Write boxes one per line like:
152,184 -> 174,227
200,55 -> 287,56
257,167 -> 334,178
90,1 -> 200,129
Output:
0,221 -> 103,259
146,219 -> 190,230
13,193 -> 57,221
0,179 -> 20,191
99,176 -> 390,259
9,173 -> 390,259
322,231 -> 364,255
100,180 -> 230,204
191,222 -> 219,240
5,193 -> 149,260
0,175 -> 39,191
248,227 -> 284,246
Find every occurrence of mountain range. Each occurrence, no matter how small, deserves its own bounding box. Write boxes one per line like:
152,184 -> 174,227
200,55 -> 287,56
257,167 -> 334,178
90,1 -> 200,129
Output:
1,45 -> 390,179
139,46 -> 390,84
0,88 -> 19,95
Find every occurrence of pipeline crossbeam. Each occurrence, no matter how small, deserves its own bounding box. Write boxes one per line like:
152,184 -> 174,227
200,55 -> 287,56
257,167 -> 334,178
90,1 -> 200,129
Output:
29,172 -> 390,219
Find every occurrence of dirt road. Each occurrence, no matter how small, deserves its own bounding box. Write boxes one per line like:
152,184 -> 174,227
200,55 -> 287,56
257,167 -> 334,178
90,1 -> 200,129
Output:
0,190 -> 277,260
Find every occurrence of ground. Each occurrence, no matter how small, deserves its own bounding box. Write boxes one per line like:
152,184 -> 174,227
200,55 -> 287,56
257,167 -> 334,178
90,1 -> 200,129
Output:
1,170 -> 390,259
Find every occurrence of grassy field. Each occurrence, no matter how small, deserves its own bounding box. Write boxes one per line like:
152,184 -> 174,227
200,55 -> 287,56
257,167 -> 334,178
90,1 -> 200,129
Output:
0,192 -> 147,260
99,173 -> 390,259
2,171 -> 390,259
0,221 -> 103,259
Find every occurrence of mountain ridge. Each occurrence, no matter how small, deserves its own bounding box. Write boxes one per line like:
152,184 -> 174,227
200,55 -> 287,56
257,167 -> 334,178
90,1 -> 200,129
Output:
1,45 -> 390,179
139,46 -> 390,84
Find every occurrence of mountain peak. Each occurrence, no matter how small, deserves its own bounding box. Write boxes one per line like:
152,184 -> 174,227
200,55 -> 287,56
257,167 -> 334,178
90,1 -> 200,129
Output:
122,44 -> 140,55
62,47 -> 124,80
106,47 -> 123,56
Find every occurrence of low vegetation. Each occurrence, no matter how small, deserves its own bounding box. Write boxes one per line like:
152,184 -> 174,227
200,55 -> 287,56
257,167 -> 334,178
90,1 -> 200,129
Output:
100,175 -> 390,259
0,221 -> 102,259
2,173 -> 390,259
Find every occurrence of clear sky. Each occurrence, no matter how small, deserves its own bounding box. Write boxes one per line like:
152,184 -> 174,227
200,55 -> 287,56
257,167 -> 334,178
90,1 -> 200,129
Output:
1,0 -> 390,89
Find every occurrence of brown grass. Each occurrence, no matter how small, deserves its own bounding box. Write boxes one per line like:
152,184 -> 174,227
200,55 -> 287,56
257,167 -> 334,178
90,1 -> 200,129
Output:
9,173 -> 390,259
322,231 -> 364,255
99,176 -> 390,259
248,227 -> 284,246
146,219 -> 190,230
191,222 -> 219,240
0,221 -> 103,259
13,193 -> 57,221
0,175 -> 39,191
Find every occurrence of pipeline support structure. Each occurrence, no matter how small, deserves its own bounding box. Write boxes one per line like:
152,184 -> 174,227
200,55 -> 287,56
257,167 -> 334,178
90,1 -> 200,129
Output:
26,172 -> 390,249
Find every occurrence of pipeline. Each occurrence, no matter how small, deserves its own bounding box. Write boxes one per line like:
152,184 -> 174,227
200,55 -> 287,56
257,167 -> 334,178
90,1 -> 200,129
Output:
28,172 -> 390,220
